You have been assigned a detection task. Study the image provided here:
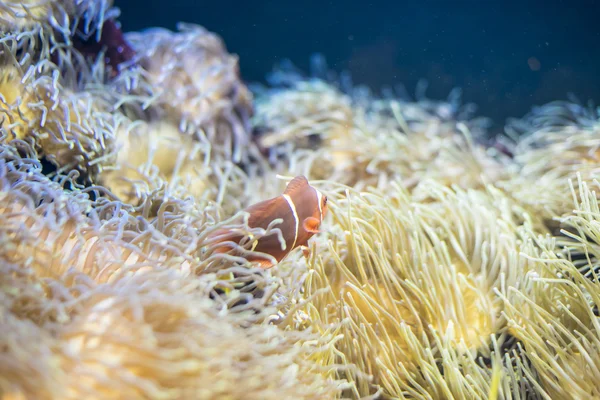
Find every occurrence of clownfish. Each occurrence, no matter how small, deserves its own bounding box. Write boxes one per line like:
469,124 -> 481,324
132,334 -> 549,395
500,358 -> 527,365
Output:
209,175 -> 328,268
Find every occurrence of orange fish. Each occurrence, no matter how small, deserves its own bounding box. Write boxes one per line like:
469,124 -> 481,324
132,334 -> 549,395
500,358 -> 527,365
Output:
209,175 -> 328,268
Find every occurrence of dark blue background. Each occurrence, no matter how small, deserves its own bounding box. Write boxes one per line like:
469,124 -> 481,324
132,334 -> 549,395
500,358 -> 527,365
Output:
118,0 -> 600,131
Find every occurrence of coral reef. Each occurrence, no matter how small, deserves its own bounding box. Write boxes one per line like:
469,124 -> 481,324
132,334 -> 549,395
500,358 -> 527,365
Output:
1,2 -> 599,400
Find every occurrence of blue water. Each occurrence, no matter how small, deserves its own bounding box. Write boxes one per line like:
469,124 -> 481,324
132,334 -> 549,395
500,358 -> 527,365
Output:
119,0 -> 600,133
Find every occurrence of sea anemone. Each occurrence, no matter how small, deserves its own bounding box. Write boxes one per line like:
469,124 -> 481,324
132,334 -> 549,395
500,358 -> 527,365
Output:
290,178 -> 531,398
252,58 -> 511,192
0,64 -> 40,141
2,2 -> 600,398
0,0 -> 132,78
556,177 -> 600,280
0,56 -> 123,183
501,176 -> 600,398
52,269 -> 346,400
125,23 -> 254,164
500,100 -> 600,226
0,141 -> 349,399
0,307 -> 64,400
0,140 -> 251,285
97,118 -> 280,221
98,120 -> 211,206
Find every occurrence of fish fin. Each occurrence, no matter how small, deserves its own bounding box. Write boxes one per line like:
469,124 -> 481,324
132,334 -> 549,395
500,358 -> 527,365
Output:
211,244 -> 232,254
255,259 -> 275,269
283,175 -> 309,195
303,216 -> 321,234
245,197 -> 281,228
301,245 -> 310,260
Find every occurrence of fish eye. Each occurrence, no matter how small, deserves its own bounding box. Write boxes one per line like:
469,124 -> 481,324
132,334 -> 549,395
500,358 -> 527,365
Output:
323,196 -> 328,205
